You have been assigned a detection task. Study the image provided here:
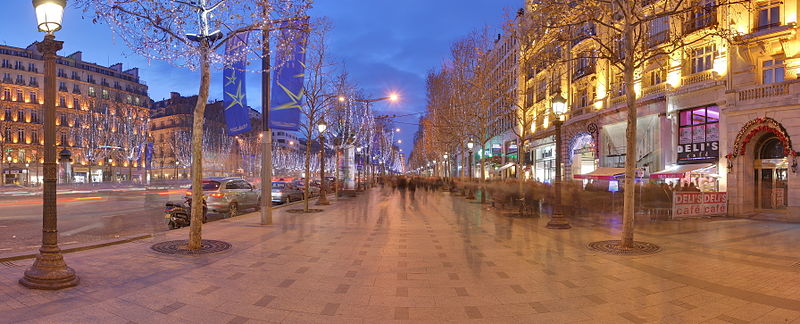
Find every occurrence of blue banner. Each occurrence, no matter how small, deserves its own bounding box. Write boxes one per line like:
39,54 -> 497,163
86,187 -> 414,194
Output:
269,18 -> 309,131
223,32 -> 252,136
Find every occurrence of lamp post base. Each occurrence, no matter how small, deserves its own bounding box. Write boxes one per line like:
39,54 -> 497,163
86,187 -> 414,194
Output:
20,246 -> 79,290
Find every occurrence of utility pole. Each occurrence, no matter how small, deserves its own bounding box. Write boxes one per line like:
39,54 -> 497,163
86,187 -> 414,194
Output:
259,6 -> 273,225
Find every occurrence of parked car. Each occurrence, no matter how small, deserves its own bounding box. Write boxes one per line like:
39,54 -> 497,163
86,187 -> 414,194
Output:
293,179 -> 320,197
185,177 -> 261,217
271,181 -> 304,204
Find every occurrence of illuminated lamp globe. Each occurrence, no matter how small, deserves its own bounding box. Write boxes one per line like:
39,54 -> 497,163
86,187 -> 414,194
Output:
33,0 -> 66,33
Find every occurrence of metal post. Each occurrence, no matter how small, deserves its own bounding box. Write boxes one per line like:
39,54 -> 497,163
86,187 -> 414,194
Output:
546,118 -> 571,229
317,136 -> 329,205
260,9 -> 273,225
20,34 -> 78,290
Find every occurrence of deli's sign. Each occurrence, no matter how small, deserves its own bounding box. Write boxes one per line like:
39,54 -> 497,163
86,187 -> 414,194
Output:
672,192 -> 727,218
677,141 -> 718,163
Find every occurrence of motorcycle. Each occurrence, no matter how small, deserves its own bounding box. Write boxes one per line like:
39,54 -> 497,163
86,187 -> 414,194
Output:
164,197 -> 208,230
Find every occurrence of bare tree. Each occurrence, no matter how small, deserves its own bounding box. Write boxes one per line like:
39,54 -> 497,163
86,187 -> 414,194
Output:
532,0 -> 740,248
298,20 -> 336,212
78,0 -> 311,249
119,108 -> 149,183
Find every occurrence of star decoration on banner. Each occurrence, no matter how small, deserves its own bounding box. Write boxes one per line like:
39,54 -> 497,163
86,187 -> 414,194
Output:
225,81 -> 246,111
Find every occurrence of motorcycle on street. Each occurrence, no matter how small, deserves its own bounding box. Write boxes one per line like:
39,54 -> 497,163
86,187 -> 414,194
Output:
164,197 -> 208,230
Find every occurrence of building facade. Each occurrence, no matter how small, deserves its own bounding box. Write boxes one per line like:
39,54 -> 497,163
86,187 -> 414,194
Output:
509,0 -> 800,219
0,43 -> 150,185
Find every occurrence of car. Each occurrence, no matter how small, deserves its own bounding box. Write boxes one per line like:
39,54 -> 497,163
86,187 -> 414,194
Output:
271,181 -> 304,204
185,177 -> 261,217
293,179 -> 320,197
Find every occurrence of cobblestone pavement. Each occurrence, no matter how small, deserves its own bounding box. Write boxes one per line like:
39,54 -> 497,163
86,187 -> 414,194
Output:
1,188 -> 799,323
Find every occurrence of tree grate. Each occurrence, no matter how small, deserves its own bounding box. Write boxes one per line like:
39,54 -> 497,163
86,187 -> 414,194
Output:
151,240 -> 231,255
587,240 -> 661,256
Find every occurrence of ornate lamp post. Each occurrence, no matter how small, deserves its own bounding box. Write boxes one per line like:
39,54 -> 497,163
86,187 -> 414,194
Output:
546,92 -> 571,229
316,121 -> 329,205
355,146 -> 362,191
174,161 -> 179,179
21,0 -> 79,289
443,153 -> 449,179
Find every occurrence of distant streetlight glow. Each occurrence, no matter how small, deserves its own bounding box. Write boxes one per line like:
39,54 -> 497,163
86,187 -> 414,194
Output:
389,93 -> 399,102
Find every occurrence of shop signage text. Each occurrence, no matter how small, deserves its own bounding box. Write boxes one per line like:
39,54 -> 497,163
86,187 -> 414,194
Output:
677,141 -> 719,163
672,192 -> 727,218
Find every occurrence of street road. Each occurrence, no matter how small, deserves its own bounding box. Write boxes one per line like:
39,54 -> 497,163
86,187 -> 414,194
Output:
0,188 -> 257,255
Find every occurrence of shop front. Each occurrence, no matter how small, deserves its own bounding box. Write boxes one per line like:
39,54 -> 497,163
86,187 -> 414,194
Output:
599,114 -> 662,174
528,135 -> 555,183
649,105 -> 726,218
727,116 -> 798,216
567,132 -> 597,182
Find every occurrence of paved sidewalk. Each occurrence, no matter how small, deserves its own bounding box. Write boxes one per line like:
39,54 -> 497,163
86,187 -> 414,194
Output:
1,188 -> 800,323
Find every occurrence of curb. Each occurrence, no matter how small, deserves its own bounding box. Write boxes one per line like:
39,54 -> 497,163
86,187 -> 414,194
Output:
0,234 -> 153,263
0,195 -> 336,262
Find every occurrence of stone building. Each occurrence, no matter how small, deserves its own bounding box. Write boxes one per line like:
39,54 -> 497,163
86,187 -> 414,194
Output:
0,42 -> 150,184
511,0 -> 800,219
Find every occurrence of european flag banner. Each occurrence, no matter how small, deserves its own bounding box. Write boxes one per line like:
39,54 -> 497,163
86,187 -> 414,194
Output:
223,32 -> 252,136
270,18 -> 310,131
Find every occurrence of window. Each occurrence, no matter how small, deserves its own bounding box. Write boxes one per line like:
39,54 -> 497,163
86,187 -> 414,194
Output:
757,2 -> 781,31
58,82 -> 67,92
4,109 -> 10,120
3,88 -> 9,101
678,105 -> 720,163
57,68 -> 66,78
536,79 -> 546,102
17,110 -> 23,122
690,45 -> 714,74
73,98 -> 80,109
15,90 -> 22,102
60,114 -> 67,126
88,87 -> 96,97
685,0 -> 716,34
762,59 -> 784,84
17,128 -> 23,142
4,128 -> 11,142
29,91 -> 37,103
649,67 -> 666,86
29,76 -> 37,86
60,133 -> 67,146
31,111 -> 39,123
59,96 -> 66,107
31,130 -> 38,144
101,89 -> 109,99
28,63 -> 36,72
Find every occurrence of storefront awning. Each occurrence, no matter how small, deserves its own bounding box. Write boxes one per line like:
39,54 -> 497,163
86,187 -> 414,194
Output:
649,163 -> 714,179
497,163 -> 515,171
573,167 -> 626,180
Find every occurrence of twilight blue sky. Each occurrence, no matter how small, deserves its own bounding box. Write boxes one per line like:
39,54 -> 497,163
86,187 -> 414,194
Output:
1,0 -> 520,155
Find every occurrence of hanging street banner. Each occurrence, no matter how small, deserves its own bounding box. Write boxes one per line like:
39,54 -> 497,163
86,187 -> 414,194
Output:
223,32 -> 252,136
270,18 -> 310,131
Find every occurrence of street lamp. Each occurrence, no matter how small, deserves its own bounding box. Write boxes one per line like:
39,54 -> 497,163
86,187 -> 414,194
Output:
175,161 -> 179,179
466,141 -> 475,199
546,92 -> 571,229
21,0 -> 78,290
317,121 -> 329,205
443,153 -> 449,179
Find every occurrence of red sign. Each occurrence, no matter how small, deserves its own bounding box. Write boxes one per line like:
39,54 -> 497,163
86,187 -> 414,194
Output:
673,192 -> 727,218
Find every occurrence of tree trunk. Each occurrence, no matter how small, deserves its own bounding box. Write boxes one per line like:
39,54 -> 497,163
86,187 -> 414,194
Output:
188,42 -> 211,250
88,164 -> 93,183
619,26 -> 637,249
480,142 -> 486,204
304,140 -> 311,212
128,162 -> 132,184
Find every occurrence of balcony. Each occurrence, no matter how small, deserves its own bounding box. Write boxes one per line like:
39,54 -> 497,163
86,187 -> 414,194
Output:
738,82 -> 789,101
682,70 -> 714,86
642,83 -> 667,97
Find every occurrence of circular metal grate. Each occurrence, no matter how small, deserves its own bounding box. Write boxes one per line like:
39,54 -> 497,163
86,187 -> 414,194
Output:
587,240 -> 661,256
150,240 -> 231,255
286,208 -> 324,214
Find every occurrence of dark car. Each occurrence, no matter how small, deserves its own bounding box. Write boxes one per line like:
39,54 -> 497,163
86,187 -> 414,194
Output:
293,179 -> 319,197
271,181 -> 304,204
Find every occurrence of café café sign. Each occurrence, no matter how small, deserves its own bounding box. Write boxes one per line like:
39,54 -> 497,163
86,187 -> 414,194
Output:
677,141 -> 718,163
